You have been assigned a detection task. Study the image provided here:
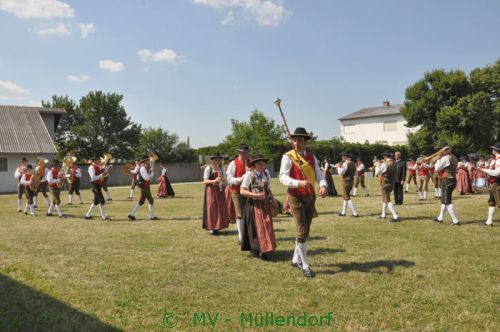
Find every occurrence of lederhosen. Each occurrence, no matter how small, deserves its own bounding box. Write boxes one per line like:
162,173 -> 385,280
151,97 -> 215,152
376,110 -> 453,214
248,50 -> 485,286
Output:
354,164 -> 366,189
35,168 -> 49,198
16,166 -> 25,199
91,164 -> 106,205
137,165 -> 154,206
49,168 -> 61,205
287,152 -> 318,243
439,154 -> 458,205
380,160 -> 396,203
68,167 -> 81,195
487,157 -> 500,208
231,158 -> 249,219
342,162 -> 356,200
24,172 -> 35,205
417,164 -> 430,192
407,162 -> 417,185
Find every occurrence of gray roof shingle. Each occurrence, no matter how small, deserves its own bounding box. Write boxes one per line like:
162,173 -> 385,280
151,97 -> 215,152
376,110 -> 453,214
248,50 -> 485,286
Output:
0,105 -> 64,154
339,104 -> 402,121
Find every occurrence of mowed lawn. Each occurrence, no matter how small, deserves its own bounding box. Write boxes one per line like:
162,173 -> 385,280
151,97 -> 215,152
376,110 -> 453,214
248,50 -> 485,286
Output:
0,177 -> 499,332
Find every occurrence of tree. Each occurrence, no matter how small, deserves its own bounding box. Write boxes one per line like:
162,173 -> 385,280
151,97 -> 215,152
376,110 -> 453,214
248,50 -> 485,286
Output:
71,91 -> 142,160
136,127 -> 196,163
401,60 -> 500,155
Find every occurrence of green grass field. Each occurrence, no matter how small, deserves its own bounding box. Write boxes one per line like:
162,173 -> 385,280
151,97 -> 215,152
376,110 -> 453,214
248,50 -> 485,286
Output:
0,178 -> 499,331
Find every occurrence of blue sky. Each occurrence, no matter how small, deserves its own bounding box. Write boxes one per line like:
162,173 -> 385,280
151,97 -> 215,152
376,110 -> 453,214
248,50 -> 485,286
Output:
0,0 -> 499,147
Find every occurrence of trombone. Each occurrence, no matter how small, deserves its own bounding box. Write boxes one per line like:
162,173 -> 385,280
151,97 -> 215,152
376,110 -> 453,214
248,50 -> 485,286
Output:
416,145 -> 450,164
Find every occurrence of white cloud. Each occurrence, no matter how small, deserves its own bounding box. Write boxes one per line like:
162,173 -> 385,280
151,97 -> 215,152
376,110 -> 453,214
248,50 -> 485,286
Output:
67,74 -> 92,83
0,0 -> 75,19
0,80 -> 30,100
193,0 -> 290,27
99,60 -> 124,72
138,48 -> 184,65
36,22 -> 70,36
79,23 -> 95,38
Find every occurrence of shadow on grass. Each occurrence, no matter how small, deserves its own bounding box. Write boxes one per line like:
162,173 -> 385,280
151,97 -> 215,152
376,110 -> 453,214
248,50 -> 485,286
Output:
316,259 -> 415,275
276,236 -> 327,242
267,248 -> 345,262
0,273 -> 120,331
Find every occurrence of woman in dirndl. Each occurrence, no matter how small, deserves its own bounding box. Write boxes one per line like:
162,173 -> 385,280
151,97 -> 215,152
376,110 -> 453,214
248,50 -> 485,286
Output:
202,153 -> 229,235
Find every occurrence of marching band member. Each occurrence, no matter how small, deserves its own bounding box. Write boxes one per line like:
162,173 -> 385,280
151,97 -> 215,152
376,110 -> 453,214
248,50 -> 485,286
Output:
20,163 -> 36,216
33,163 -> 51,209
128,156 -> 158,221
102,169 -> 113,201
202,153 -> 229,235
393,151 -> 406,205
353,157 -> 369,197
128,159 -> 140,199
336,152 -> 359,217
406,158 -> 418,192
417,157 -> 431,201
375,150 -> 399,221
85,156 -> 110,221
279,127 -> 327,278
227,143 -> 251,243
481,142 -> 500,226
224,159 -> 237,223
46,160 -> 64,218
14,157 -> 27,212
432,144 -> 460,226
240,155 -> 277,260
430,158 -> 442,198
67,161 -> 83,205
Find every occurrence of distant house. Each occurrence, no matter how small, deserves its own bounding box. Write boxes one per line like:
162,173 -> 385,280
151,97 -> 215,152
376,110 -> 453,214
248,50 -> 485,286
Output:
338,100 -> 417,146
0,105 -> 65,193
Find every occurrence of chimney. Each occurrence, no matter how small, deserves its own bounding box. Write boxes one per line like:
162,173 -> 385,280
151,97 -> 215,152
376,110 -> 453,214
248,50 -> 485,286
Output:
383,100 -> 390,107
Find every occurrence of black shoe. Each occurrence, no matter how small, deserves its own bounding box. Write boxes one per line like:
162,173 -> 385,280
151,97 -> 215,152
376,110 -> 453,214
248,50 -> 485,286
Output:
102,217 -> 110,221
150,216 -> 159,221
483,223 -> 493,227
17,209 -> 21,213
46,213 -> 53,217
365,194 -> 370,197
107,198 -> 113,201
259,253 -> 268,260
34,205 -> 38,208
450,222 -> 461,226
391,217 -> 400,222
84,216 -> 92,220
336,212 -> 346,217
58,215 -> 65,219
127,197 -> 133,200
379,215 -> 386,219
68,203 -> 73,206
291,262 -> 303,269
210,230 -> 219,235
128,214 -> 136,221
432,217 -> 443,223
352,214 -> 360,218
24,211 -> 28,215
303,267 -> 316,278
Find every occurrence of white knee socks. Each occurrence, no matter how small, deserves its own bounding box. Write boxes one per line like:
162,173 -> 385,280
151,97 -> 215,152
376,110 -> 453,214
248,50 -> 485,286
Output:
297,242 -> 310,270
486,206 -> 495,225
55,204 -> 62,217
292,240 -> 302,265
68,194 -> 73,204
148,204 -> 155,219
99,204 -> 107,219
423,191 -> 427,200
47,203 -> 54,214
106,190 -> 111,200
341,200 -> 348,214
381,203 -> 387,218
353,188 -> 358,196
405,183 -> 409,192
437,204 -> 446,220
447,204 -> 459,224
130,203 -> 141,217
388,202 -> 398,219
236,218 -> 244,243
86,204 -> 95,217
29,204 -> 35,216
364,188 -> 369,196
347,200 -> 358,216
129,189 -> 134,198
17,199 -> 22,210
78,194 -> 83,203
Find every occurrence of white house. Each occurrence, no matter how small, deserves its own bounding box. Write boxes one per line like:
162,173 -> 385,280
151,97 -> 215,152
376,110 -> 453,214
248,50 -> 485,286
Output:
338,101 -> 417,145
0,105 -> 65,193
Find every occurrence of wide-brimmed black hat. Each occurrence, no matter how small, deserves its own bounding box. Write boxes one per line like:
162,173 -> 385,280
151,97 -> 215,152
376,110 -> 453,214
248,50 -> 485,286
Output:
340,151 -> 352,158
489,142 -> 500,151
26,163 -> 33,169
436,142 -> 449,150
90,156 -> 100,161
210,152 -> 223,160
290,127 -> 312,140
250,154 -> 269,165
20,157 -> 27,162
236,144 -> 250,153
383,150 -> 393,157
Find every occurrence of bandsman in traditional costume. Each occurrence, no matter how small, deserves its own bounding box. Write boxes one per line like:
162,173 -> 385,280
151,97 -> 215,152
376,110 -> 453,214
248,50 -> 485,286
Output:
393,151 -> 406,205
481,142 -> 500,226
202,153 -> 229,235
67,161 -> 83,205
13,157 -> 27,212
224,158 -> 237,223
46,160 -> 64,218
20,163 -> 36,216
279,127 -> 327,278
432,144 -> 460,225
353,157 -> 369,197
85,156 -> 110,221
227,144 -> 251,243
128,156 -> 158,221
128,159 -> 140,199
417,157 -> 431,201
430,158 -> 442,199
375,150 -> 399,221
241,155 -> 277,259
336,152 -> 359,217
406,158 -> 418,193
101,158 -> 113,201
33,162 -> 51,209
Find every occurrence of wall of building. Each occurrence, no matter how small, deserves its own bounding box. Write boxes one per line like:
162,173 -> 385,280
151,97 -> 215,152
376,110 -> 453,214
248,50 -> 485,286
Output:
40,114 -> 56,140
339,114 -> 417,145
0,153 -> 56,194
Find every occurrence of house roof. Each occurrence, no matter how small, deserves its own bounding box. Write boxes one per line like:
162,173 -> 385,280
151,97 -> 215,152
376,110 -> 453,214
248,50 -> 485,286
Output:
339,104 -> 402,121
0,105 -> 65,154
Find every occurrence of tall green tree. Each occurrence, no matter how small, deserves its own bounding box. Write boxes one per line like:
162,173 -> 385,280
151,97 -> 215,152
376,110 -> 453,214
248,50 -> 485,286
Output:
401,60 -> 500,155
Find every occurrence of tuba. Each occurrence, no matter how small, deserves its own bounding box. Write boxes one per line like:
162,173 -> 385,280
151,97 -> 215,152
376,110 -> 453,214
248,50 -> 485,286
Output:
101,153 -> 113,178
122,163 -> 135,176
63,153 -> 77,185
149,153 -> 158,172
29,157 -> 48,191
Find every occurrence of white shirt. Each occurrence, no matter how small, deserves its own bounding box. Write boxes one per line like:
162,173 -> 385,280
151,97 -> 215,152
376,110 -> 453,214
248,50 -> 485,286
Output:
375,158 -> 392,177
88,165 -> 103,182
356,163 -> 365,172
279,151 -> 327,188
47,169 -> 60,184
20,173 -> 31,185
161,168 -> 167,176
434,155 -> 451,173
203,166 -> 226,180
40,167 -> 49,182
139,165 -> 153,181
226,159 -> 247,186
130,164 -> 140,175
337,161 -> 348,176
14,165 -> 24,180
66,168 -> 82,179
483,156 -> 500,177
241,170 -> 270,189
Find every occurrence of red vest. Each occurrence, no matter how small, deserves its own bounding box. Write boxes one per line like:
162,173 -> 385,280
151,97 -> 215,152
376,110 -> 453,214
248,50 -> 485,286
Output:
489,156 -> 499,184
357,164 -> 364,177
231,158 -> 249,193
50,168 -> 59,188
92,164 -> 103,185
141,166 -> 151,188
418,165 -> 429,176
16,166 -> 24,182
409,161 -> 416,175
288,152 -> 316,197
25,171 -> 32,182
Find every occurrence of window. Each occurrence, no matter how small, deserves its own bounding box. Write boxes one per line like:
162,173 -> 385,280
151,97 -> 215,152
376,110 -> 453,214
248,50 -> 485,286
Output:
343,124 -> 355,134
383,121 -> 397,131
0,158 -> 7,172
